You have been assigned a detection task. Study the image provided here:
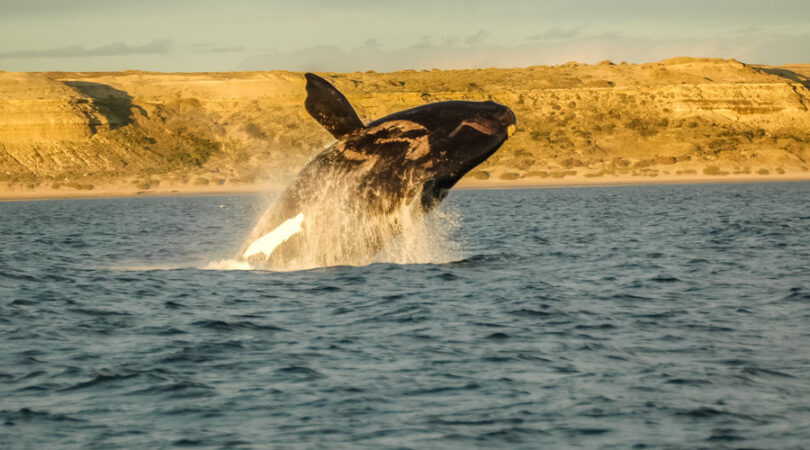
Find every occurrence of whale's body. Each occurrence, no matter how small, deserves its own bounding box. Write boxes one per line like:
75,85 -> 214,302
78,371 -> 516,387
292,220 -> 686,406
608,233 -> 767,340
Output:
240,73 -> 516,269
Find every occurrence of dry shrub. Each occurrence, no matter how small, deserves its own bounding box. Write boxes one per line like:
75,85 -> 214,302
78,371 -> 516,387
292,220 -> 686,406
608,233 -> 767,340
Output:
134,180 -> 152,190
229,174 -> 256,184
624,118 -> 660,136
560,158 -> 584,168
66,182 -> 94,190
612,158 -> 631,168
702,166 -> 729,175
499,172 -> 522,180
468,170 -> 490,180
550,170 -> 577,178
243,123 -> 268,140
655,156 -> 677,165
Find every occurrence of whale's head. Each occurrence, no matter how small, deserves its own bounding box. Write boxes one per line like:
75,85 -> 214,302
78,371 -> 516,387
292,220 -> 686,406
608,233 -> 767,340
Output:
366,100 -> 516,207
304,73 -> 516,211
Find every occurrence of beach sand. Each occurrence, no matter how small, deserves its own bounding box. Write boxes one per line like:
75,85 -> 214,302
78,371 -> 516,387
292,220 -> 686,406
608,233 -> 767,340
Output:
2,173 -> 808,202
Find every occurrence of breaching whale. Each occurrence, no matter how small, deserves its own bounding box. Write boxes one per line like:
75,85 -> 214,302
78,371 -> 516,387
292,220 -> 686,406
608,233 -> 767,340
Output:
239,73 -> 516,270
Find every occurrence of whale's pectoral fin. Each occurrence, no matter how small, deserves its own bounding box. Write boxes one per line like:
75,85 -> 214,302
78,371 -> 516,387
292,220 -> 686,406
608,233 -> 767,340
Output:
304,73 -> 365,139
242,213 -> 305,260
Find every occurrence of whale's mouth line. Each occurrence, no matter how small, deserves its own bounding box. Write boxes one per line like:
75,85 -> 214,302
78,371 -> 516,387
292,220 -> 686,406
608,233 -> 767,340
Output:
419,138 -> 506,208
449,133 -> 510,183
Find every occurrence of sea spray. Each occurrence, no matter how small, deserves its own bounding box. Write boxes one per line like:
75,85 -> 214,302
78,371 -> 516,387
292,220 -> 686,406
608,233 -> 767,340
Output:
373,204 -> 463,266
230,165 -> 463,272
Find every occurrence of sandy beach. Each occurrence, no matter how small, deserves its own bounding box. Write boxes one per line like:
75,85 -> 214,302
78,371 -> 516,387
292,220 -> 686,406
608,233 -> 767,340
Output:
3,173 -> 809,202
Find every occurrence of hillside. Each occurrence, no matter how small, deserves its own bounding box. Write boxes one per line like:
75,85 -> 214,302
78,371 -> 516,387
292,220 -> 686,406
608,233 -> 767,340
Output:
1,57 -> 809,195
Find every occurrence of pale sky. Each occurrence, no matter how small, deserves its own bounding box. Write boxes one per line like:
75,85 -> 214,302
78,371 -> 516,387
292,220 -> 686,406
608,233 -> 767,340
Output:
1,0 -> 809,72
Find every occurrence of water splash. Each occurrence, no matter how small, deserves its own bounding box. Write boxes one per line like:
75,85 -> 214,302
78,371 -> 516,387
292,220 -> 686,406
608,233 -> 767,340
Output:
206,205 -> 462,272
227,166 -> 465,272
203,259 -> 255,271
373,205 -> 463,266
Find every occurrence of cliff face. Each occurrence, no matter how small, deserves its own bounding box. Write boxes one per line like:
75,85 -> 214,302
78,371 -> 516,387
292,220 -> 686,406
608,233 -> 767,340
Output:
1,57 -> 809,189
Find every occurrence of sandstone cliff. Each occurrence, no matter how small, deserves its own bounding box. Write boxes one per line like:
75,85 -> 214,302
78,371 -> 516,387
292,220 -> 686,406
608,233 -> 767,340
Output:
1,57 -> 809,192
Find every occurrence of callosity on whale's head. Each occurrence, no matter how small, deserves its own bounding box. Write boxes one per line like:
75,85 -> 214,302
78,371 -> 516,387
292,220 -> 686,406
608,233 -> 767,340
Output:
303,73 -> 517,211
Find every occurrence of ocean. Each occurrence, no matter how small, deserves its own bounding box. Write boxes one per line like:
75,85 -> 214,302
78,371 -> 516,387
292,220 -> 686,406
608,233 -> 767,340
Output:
2,182 -> 810,448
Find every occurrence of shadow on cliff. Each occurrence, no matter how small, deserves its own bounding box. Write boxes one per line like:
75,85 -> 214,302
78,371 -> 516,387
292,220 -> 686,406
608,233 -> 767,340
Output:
65,81 -> 148,131
757,67 -> 810,89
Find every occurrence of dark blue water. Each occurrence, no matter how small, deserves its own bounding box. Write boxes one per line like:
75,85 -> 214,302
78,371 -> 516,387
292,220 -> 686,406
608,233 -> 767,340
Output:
2,183 -> 810,448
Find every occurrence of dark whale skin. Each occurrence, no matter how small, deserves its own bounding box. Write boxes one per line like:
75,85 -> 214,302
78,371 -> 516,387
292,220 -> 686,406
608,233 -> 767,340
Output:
240,73 -> 516,269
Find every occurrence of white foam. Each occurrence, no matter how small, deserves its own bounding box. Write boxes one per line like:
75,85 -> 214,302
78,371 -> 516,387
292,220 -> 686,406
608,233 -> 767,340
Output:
230,166 -> 466,271
374,206 -> 463,265
204,259 -> 255,270
242,212 -> 305,260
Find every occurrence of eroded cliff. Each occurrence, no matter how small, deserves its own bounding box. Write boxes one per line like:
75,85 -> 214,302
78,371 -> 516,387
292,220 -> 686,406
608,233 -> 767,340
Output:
1,57 -> 809,191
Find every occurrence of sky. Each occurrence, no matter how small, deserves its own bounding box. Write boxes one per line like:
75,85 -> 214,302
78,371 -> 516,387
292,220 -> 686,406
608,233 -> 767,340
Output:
1,0 -> 809,72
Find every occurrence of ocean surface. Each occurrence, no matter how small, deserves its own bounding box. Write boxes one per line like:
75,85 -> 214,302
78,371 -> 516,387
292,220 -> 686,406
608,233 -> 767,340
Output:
2,182 -> 810,449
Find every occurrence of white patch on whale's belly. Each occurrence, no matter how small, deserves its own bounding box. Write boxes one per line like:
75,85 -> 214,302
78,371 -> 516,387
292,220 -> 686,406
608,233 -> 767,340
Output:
242,213 -> 305,260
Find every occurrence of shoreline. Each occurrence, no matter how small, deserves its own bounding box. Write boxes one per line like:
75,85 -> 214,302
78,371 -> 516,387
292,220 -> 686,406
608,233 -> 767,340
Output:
2,173 -> 809,202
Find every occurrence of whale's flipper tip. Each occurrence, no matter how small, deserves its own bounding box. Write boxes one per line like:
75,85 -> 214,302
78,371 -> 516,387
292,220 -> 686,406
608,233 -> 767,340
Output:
304,73 -> 364,139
